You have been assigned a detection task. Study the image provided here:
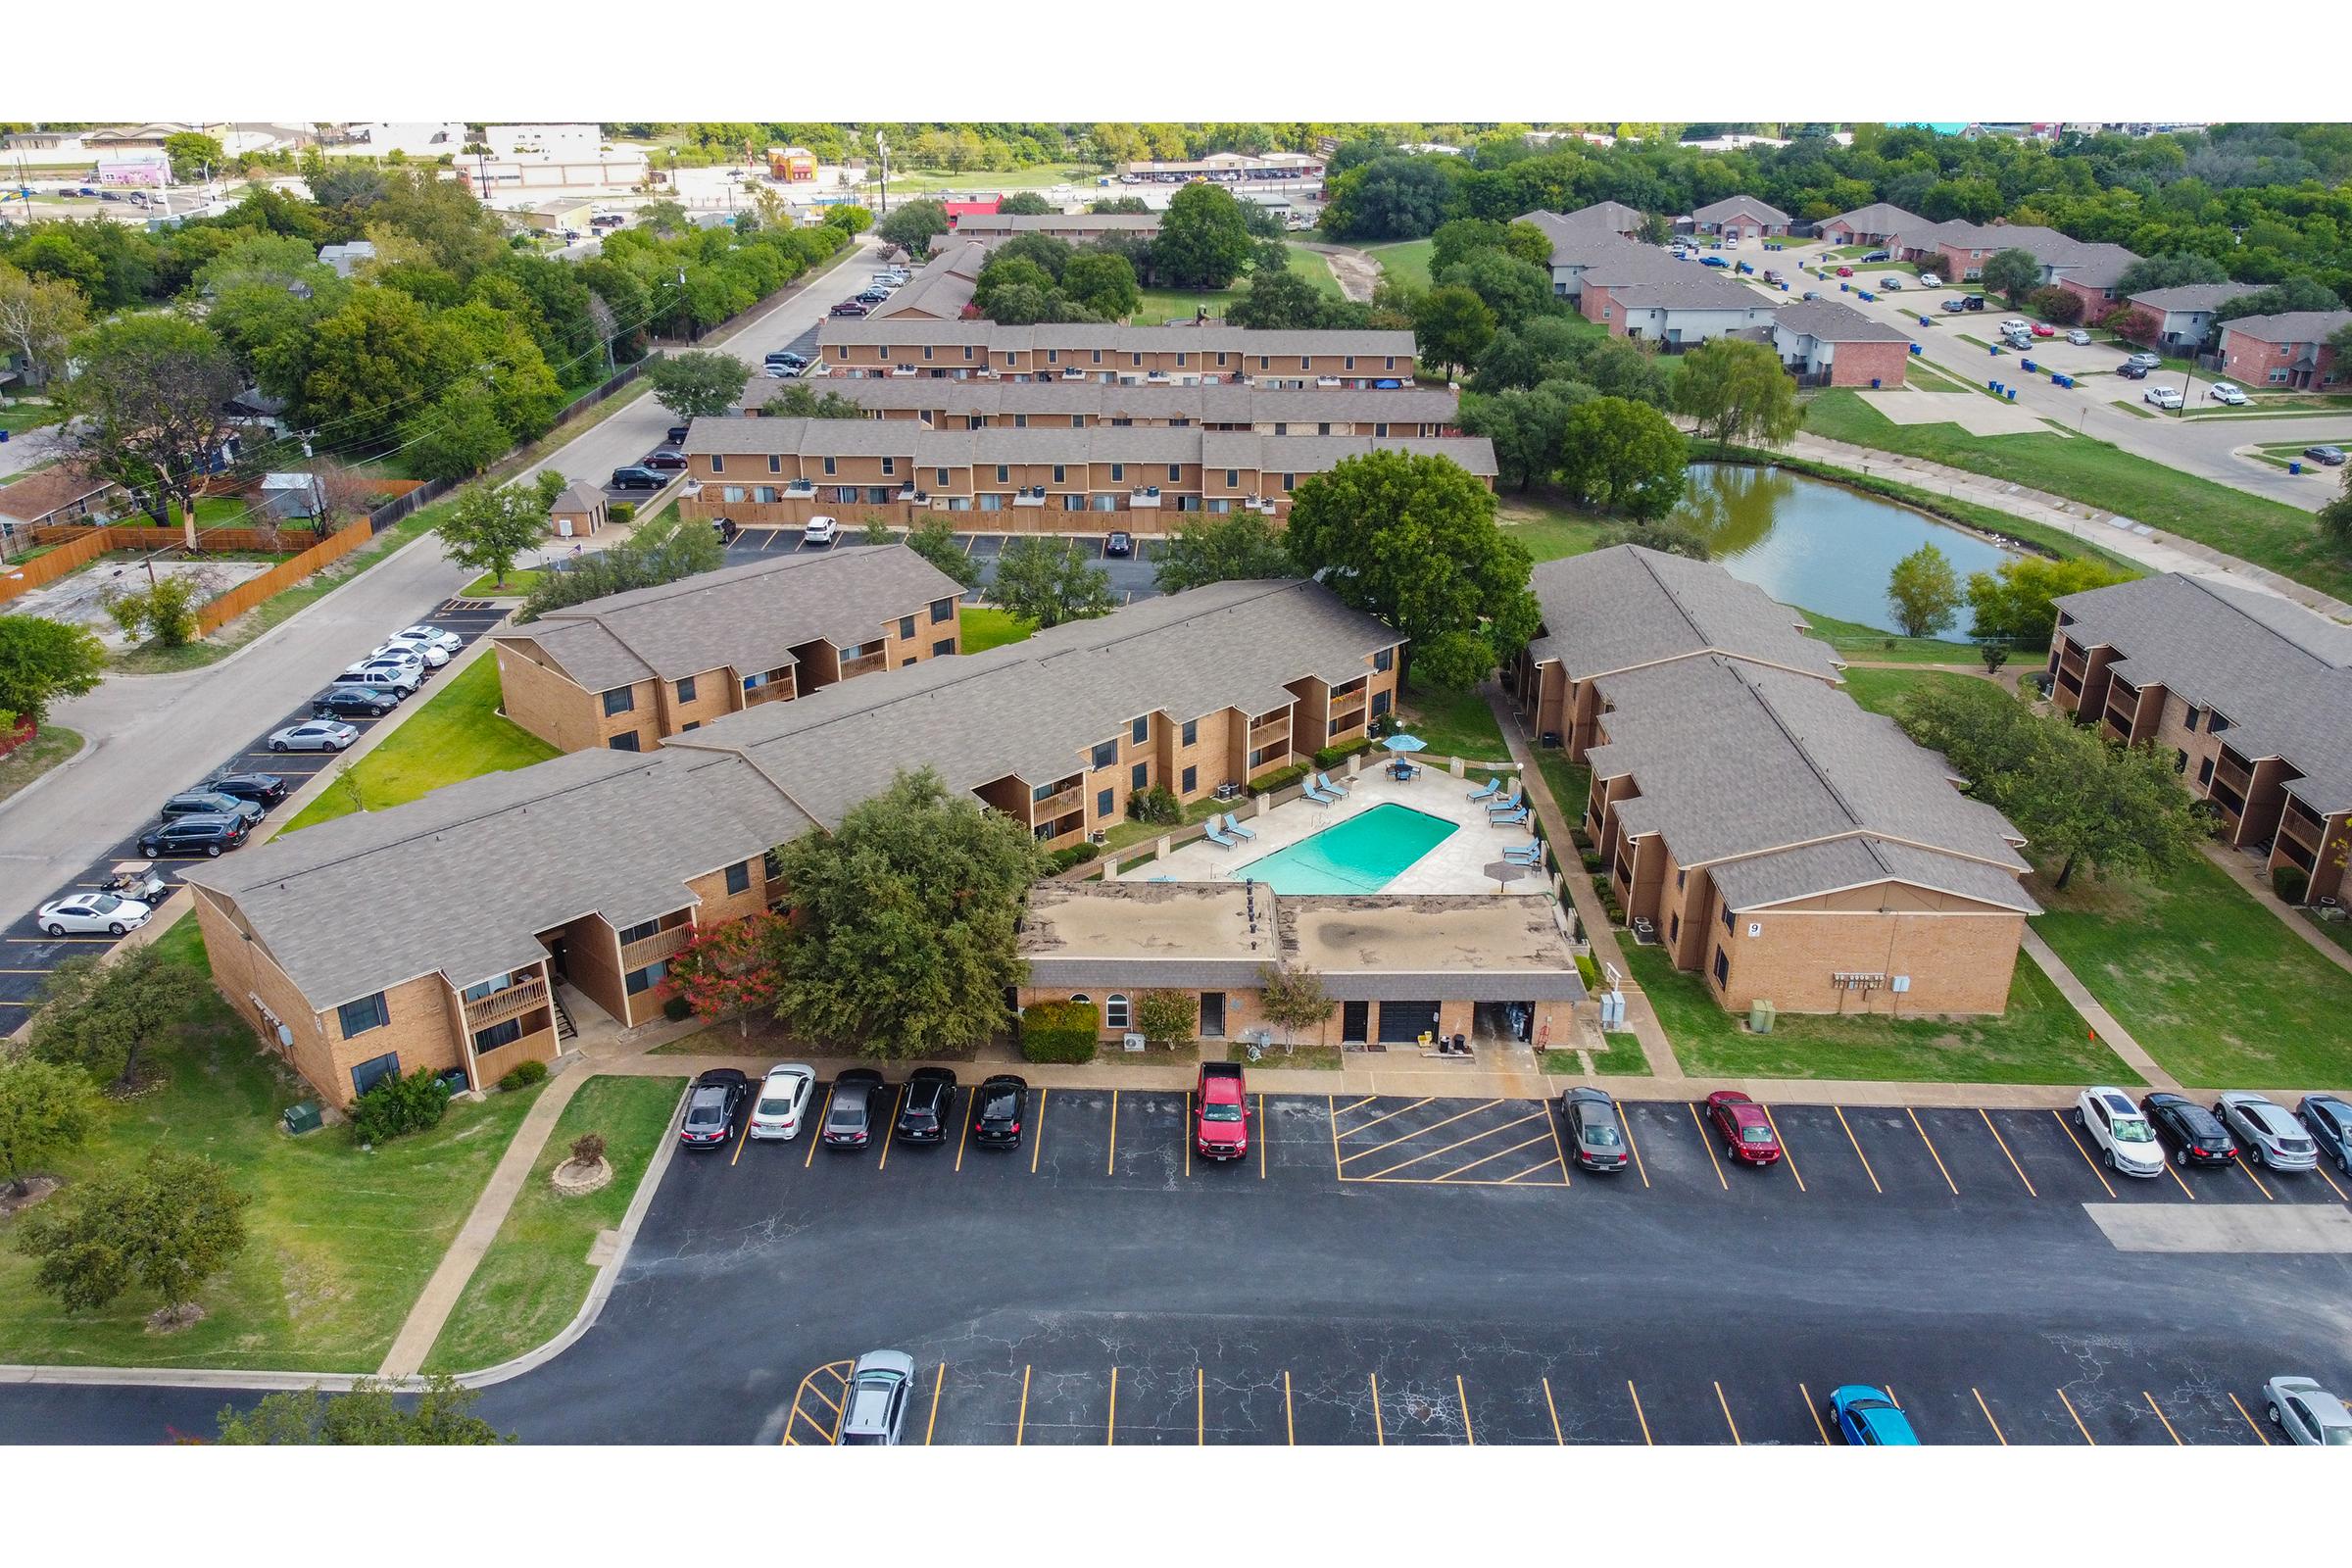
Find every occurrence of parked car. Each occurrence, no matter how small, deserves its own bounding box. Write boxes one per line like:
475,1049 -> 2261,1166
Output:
1880,276 -> 1902,290
201,772 -> 290,808
1557,1087 -> 1629,1172
1103,530 -> 1133,558
1699,256 -> 1730,269
1860,250 -> 1890,264
838,1350 -> 916,1445
336,664 -> 421,699
137,813 -> 249,859
750,1062 -> 816,1142
762,361 -> 804,379
2074,1087 -> 2165,1178
1801,291 -> 1821,302
1828,1385 -> 1919,1446
2295,1094 -> 2352,1175
2066,328 -> 2091,346
2138,1092 -> 2237,1168
895,1067 -> 956,1144
1704,1091 -> 1782,1166
2217,1092 -> 2318,1170
37,892 -> 153,938
374,635 -> 450,667
970,1073 -> 1028,1149
2207,381 -> 2247,405
679,1068 -> 751,1150
1834,265 -> 1853,276
1941,298 -> 1971,313
2116,362 -> 2149,380
1195,1061 -> 1250,1161
609,466 -> 669,490
829,300 -> 870,317
1918,272 -> 1942,288
2144,386 -> 2183,410
640,449 -> 690,471
313,685 -> 398,719
2030,322 -> 2055,338
1999,318 -> 2031,335
665,425 -> 691,446
2303,445 -> 2346,466
2125,352 -> 2163,370
2265,1377 -> 2352,1446
822,1067 -> 885,1149
856,288 -> 891,305
161,790 -> 263,828
391,623 -> 462,655
269,718 -> 360,752
802,515 -> 839,546
763,350 -> 806,367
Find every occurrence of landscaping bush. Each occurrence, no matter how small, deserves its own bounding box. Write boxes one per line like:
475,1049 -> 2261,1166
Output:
497,1058 -> 548,1092
1312,736 -> 1376,771
1019,999 -> 1100,1063
349,1067 -> 453,1145
609,503 -> 637,525
2273,864 -> 2310,906
569,1132 -> 607,1166
1575,953 -> 1601,991
1047,842 -> 1101,874
2029,286 -> 2083,326
662,995 -> 693,1021
1126,784 -> 1181,825
1581,852 -> 1604,872
1247,762 -> 1312,797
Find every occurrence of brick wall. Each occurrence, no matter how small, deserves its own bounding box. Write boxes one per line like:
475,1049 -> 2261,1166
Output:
1828,338 -> 1910,388
1707,902 -> 2026,1016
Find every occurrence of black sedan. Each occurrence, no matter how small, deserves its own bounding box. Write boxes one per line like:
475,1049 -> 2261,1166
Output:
665,424 -> 691,446
2116,362 -> 2149,380
202,771 -> 291,808
895,1067 -> 956,1144
679,1068 -> 751,1151
1103,530 -> 1134,559
2298,1094 -> 2352,1175
314,685 -> 398,719
822,1068 -> 886,1150
640,449 -> 690,471
970,1074 -> 1028,1149
2141,1092 -> 2238,1167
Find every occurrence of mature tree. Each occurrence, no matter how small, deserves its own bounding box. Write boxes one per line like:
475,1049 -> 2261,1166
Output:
1255,965 -> 1335,1051
1090,196 -> 1152,216
1886,543 -> 1962,637
1672,337 -> 1801,449
257,285 -> 463,446
14,1148 -> 249,1317
876,199 -> 951,261
645,349 -> 749,422
996,191 -> 1055,216
1131,990 -> 1199,1053
668,912 -> 785,1039
217,1376 -> 509,1446
1152,183 -> 1255,289
1554,396 -> 1687,521
1060,251 -> 1141,320
163,131 -> 225,177
0,615 -> 106,725
1284,449 -> 1540,688
29,946 -> 205,1093
2114,253 -> 2230,296
767,768 -> 1042,1058
1574,336 -> 1677,408
858,516 -> 893,545
0,1055 -> 98,1198
991,537 -> 1115,628
1500,220 -> 1557,270
2213,277 -> 2342,325
1412,284 -> 1496,381
1460,381 -> 1588,490
1323,157 -> 1455,241
823,205 -> 872,236
1224,267 -> 1343,330
1595,518 -> 1711,561
1980,248 -> 2042,307
904,514 -> 983,590
0,261 -> 88,389
368,167 -> 509,280
1964,555 -> 2131,647
1152,514 -> 1293,593
1436,249 -> 1554,333
1429,219 -> 1511,276
760,382 -> 863,418
63,316 -> 240,542
517,512 -> 721,620
438,471 -> 564,589
400,383 -> 512,482
2028,285 -> 2083,326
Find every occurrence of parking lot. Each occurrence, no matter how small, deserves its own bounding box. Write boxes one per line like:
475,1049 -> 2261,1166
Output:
469,1080 -> 2352,1446
716,526 -> 1167,606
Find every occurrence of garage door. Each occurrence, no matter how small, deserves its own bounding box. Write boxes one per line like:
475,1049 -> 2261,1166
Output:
1375,1001 -> 1440,1045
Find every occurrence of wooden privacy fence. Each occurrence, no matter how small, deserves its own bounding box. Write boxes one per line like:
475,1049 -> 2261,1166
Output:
0,528 -> 121,605
194,519 -> 372,635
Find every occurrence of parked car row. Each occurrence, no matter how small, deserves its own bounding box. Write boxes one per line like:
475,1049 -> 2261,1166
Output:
828,268 -> 908,318
2073,1085 -> 2351,1176
679,1065 -> 1032,1152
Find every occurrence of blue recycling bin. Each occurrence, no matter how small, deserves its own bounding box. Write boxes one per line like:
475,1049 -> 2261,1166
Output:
1988,344 -> 1999,355
1909,344 -> 1923,356
2290,461 -> 2303,475
1871,377 -> 1882,389
1840,282 -> 1850,292
1920,316 -> 1933,327
2006,388 -> 2017,401
2021,360 -> 2035,372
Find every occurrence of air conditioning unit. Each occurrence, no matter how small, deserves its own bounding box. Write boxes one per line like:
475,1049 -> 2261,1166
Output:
1122,1031 -> 1147,1053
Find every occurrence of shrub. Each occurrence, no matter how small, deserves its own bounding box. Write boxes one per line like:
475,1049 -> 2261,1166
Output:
349,1067 -> 453,1145
2273,864 -> 2310,905
569,1132 -> 607,1166
1246,762 -> 1312,797
609,502 -> 637,525
2028,285 -> 2083,326
1574,953 -> 1601,991
1047,842 -> 1101,873
497,1058 -> 549,1091
1126,784 -> 1181,825
1581,852 -> 1603,872
1312,736 -> 1375,771
1019,999 -> 1099,1063
662,995 -> 693,1021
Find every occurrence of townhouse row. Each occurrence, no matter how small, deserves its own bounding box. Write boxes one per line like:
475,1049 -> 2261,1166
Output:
813,319 -> 1419,387
740,373 -> 1462,438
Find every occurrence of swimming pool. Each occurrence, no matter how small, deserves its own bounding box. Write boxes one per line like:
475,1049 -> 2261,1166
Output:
1234,803 -> 1460,895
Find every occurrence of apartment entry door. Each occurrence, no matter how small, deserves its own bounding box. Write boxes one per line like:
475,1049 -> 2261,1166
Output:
1199,993 -> 1225,1040
1341,1000 -> 1370,1045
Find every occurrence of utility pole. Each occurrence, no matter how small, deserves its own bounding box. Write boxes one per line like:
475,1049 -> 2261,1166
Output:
875,132 -> 890,220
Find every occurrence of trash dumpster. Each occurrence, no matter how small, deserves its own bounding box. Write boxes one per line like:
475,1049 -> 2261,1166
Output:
282,1102 -> 323,1136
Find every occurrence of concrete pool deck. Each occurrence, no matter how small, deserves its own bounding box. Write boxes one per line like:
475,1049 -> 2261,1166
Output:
1130,764 -> 1541,894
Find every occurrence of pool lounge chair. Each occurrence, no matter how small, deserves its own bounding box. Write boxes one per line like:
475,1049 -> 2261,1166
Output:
1502,842 -> 1544,863
1201,818 -> 1237,849
1466,776 -> 1502,803
1315,770 -> 1348,798
1220,812 -> 1256,841
1486,794 -> 1525,820
1300,775 -> 1338,804
1489,806 -> 1529,828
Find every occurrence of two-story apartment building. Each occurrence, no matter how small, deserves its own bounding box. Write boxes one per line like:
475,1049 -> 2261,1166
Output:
2124,281 -> 2260,355
1770,299 -> 1915,387
1577,256 -> 1781,346
679,416 -> 1495,531
491,545 -> 967,755
1517,203 -> 1649,299
2217,311 -> 2350,391
868,240 -> 988,321
815,320 -> 1418,387
2048,572 -> 2352,906
748,376 -> 1461,436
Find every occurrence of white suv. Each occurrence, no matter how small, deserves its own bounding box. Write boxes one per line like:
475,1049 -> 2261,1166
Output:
802,515 -> 839,546
2075,1087 -> 2164,1178
2208,381 -> 2247,406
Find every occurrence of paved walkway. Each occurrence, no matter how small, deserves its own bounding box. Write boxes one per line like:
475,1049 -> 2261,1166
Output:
2198,841 -> 2352,980
2017,929 -> 2179,1092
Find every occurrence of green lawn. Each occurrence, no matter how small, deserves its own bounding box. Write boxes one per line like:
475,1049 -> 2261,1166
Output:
1285,243 -> 1344,299
959,605 -> 1034,654
1130,246 -> 1343,324
1532,751 -> 1592,826
0,401 -> 64,436
1801,390 -> 2352,601
1838,666 -> 2008,719
1230,1042 -> 1341,1070
461,568 -> 546,598
0,919 -> 546,1371
420,1075 -> 684,1375
1101,791 -> 1224,852
0,724 -> 81,807
1627,942 -> 2118,1084
1796,609 -> 1985,666
1494,487 -> 1612,563
2032,851 -> 2352,1089
1394,680 -> 1510,763
165,496 -> 258,530
1544,1034 -> 1654,1077
1361,238 -> 1433,292
282,656 -> 558,831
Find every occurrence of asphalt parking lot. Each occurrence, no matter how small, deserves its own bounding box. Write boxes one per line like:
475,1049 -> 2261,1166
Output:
461,1080 -> 2352,1446
719,527 -> 1166,606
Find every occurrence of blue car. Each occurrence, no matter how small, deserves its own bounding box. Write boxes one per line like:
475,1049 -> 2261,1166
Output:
1829,1385 -> 1919,1446
1699,256 -> 1730,268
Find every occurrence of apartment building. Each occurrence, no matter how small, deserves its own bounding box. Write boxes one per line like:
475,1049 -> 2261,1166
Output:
950,212 -> 1162,243
2049,573 -> 2352,906
1892,221 -> 2139,316
679,416 -> 1495,531
1689,195 -> 1790,242
1018,882 -> 1583,1051
1517,203 -> 1649,299
188,580 -> 1402,1107
1512,544 -> 1843,755
2124,282 -> 2260,355
2216,311 -> 2350,392
815,319 -> 1418,386
1770,299 -> 1914,388
1577,256 -> 1781,345
1816,203 -> 1928,249
868,240 -> 989,322
491,545 -> 967,755
752,376 -> 1460,436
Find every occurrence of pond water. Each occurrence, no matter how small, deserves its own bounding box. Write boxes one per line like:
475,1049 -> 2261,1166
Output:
1672,463 -> 2017,632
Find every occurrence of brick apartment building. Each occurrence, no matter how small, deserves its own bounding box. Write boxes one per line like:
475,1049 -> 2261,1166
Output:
1770,298 -> 1914,387
187,579 -> 1402,1107
2123,282 -> 2260,356
1517,203 -> 1649,299
491,545 -> 967,754
678,416 -> 1495,531
949,212 -> 1162,244
1689,195 -> 1790,242
755,375 -> 1460,435
1892,221 -> 2138,318
2216,311 -> 2351,391
2049,573 -> 2352,906
1577,255 -> 1781,346
1816,203 -> 1927,249
867,240 -> 988,321
815,320 -> 1417,387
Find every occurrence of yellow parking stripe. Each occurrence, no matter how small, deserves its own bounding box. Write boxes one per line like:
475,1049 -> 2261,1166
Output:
804,1084 -> 835,1169
1714,1381 -> 1742,1445
1333,1094 -> 1378,1118
1980,1109 -> 2037,1197
2144,1391 -> 2183,1445
1544,1101 -> 1574,1185
2163,1156 -> 2197,1200
1500,1157 -> 1567,1185
954,1088 -> 971,1171
2235,1158 -> 2275,1201
1335,1096 -> 1436,1141
1015,1364 -> 1031,1446
1457,1375 -> 1475,1446
728,1098 -> 756,1166
2056,1388 -> 2096,1445
1620,1111 -> 1651,1188
1690,1103 -> 1730,1190
1105,1090 -> 1119,1176
1106,1366 -> 1117,1446
1030,1088 -> 1047,1174
876,1082 -> 906,1170
1258,1094 -> 1267,1180
2229,1393 -> 2270,1445
1905,1108 -> 1958,1195
1430,1131 -> 1556,1184
1328,1094 -> 1342,1178
1832,1106 -> 1883,1194
1340,1100 -> 1497,1163
2312,1162 -> 2348,1202
1358,1110 -> 1544,1181
925,1363 -> 946,1446
1627,1380 -> 1652,1445
1974,1388 -> 2007,1444
1542,1377 -> 1564,1445
1799,1383 -> 1830,1445
2053,1110 -> 2117,1199
1370,1373 -> 1385,1446
1184,1092 -> 1192,1179
1760,1105 -> 1805,1192
1284,1371 -> 1295,1446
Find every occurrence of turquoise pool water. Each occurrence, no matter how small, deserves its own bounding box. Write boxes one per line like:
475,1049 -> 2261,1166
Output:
1235,803 -> 1460,895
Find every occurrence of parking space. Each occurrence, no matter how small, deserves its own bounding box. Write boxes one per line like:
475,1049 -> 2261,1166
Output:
1331,1094 -> 1569,1187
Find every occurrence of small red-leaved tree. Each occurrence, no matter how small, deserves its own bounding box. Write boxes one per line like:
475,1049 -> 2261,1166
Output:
667,913 -> 784,1038
2100,306 -> 2159,346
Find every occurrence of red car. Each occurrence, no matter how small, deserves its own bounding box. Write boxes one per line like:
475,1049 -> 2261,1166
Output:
1705,1091 -> 1782,1166
1835,266 -> 1853,277
2031,322 -> 2056,338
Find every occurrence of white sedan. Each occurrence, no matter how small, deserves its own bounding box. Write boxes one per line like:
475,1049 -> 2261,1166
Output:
376,636 -> 451,667
391,624 -> 463,655
2074,1086 -> 2165,1178
37,892 -> 154,938
2144,386 -> 2184,410
749,1062 -> 816,1141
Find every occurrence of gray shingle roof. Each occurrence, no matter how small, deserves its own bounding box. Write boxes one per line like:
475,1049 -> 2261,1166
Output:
787,378 -> 1461,427
551,483 -> 605,515
1691,194 -> 1789,224
2219,311 -> 2352,345
1904,222 -> 2140,283
817,319 -> 1418,360
1592,269 -> 1774,313
1823,202 -> 1927,236
2128,282 -> 2261,314
1517,205 -> 1650,266
953,213 -> 1159,234
2054,573 -> 2352,816
1587,657 -> 2036,913
1524,545 -> 1845,684
1773,298 -> 1915,344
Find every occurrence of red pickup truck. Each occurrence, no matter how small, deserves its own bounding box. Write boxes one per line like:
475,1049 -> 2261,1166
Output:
1195,1062 -> 1250,1160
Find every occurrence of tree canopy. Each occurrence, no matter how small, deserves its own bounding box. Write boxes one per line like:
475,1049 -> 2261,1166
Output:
991,537 -> 1115,627
0,615 -> 106,726
1886,543 -> 1962,637
437,471 -> 565,589
1152,183 -> 1255,289
217,1377 -> 509,1446
1152,514 -> 1294,593
646,350 -> 750,421
14,1147 -> 250,1315
1672,337 -> 1801,449
30,946 -> 205,1092
1554,396 -> 1688,520
1964,555 -> 2132,647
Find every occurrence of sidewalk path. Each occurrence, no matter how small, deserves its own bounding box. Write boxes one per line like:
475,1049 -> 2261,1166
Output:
2018,928 -> 2180,1092
2198,841 -> 2352,981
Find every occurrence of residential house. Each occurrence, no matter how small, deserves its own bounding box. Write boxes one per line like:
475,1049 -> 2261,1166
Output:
763,376 -> 1460,437
0,468 -> 126,535
1816,204 -> 1928,249
815,320 -> 1417,387
1689,195 -> 1790,242
1771,299 -> 1914,387
2217,311 -> 2350,391
1576,255 -> 1780,346
2124,282 -> 2261,356
492,544 -> 967,754
318,240 -> 376,277
547,482 -> 608,539
1017,883 -> 1583,1051
2048,573 -> 2352,906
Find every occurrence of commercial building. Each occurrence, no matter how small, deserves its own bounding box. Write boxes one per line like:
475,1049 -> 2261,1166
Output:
815,319 -> 1418,387
1689,195 -> 1790,242
2049,573 -> 2352,906
761,375 -> 1460,436
451,124 -> 649,194
2123,282 -> 2260,355
2216,311 -> 2350,391
767,146 -> 818,182
1017,883 -> 1583,1051
1117,152 -> 1325,184
518,197 -> 593,233
950,212 -> 1161,244
1770,298 -> 1914,387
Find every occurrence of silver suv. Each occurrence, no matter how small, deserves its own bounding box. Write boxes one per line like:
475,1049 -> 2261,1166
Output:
838,1350 -> 915,1446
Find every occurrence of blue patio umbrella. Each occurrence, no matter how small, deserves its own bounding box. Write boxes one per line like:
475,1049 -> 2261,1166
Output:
1381,734 -> 1427,754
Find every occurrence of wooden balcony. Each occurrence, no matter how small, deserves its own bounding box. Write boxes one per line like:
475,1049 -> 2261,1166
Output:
464,976 -> 549,1028
744,679 -> 795,709
840,651 -> 888,679
2215,756 -> 2251,794
1250,715 -> 1289,744
1031,785 -> 1081,822
620,925 -> 692,971
1329,700 -> 1366,731
473,1025 -> 556,1079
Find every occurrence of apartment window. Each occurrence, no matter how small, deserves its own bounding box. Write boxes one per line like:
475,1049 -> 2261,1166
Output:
1712,949 -> 1729,987
1299,357 -> 1310,370
1071,415 -> 1084,427
1104,994 -> 1131,1030
1371,689 -> 1391,719
1096,787 -> 1113,817
1722,904 -> 1735,934
1004,353 -> 1016,367
899,614 -> 916,640
2209,712 -> 2231,734
1328,717 -> 1346,737
472,1018 -> 524,1054
922,347 -> 933,362
767,455 -> 781,473
755,486 -> 777,504
996,466 -> 1009,484
1374,647 -> 1395,674
933,638 -> 955,656
602,687 -> 635,716
1225,468 -> 1240,487
2198,757 -> 2215,786
1385,357 -> 1396,370
1053,465 -> 1067,484
349,1051 -> 400,1097
1014,415 -> 1029,429
716,858 -> 753,897
1216,353 -> 1228,367
937,466 -> 950,487
2174,749 -> 2188,774
1168,464 -> 1182,482
1131,715 -> 1149,745
1375,422 -> 1389,438
723,486 -> 745,503
608,732 -> 640,753
682,721 -> 700,732
881,457 -> 896,476
1130,353 -> 1142,368
1281,473 -> 1295,492
930,597 -> 955,624
624,961 -> 668,996
820,457 -> 836,476
1063,494 -> 1086,513
1208,499 -> 1232,514
1676,869 -> 1687,890
1345,357 -> 1355,370
1092,739 -> 1118,770
337,992 -> 390,1040
616,918 -> 662,946
1048,350 -> 1059,365
1181,719 -> 1198,748
1110,464 -> 1124,482
1259,357 -> 1269,369
1130,761 -> 1148,792
710,455 -> 725,474
1669,914 -> 1681,945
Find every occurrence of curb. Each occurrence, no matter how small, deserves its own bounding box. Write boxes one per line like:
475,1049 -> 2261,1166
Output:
0,725 -> 94,821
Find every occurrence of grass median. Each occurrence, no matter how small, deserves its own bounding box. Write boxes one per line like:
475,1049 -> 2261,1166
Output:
0,724 -> 81,807
281,656 -> 557,831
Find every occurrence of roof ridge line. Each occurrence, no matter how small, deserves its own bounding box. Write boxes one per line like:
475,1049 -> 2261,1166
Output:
1730,662 -> 1870,835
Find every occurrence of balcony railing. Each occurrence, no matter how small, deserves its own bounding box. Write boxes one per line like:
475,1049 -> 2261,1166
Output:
743,679 -> 795,708
841,651 -> 888,679
1250,716 -> 1289,743
1329,700 -> 1366,730
464,976 -> 550,1028
472,1025 -> 556,1077
2215,756 -> 2251,794
1031,786 -> 1081,822
620,925 -> 691,972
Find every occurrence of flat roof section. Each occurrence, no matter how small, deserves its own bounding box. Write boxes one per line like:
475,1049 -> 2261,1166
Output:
1279,894 -> 1583,1000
